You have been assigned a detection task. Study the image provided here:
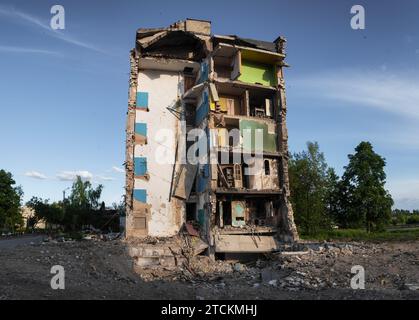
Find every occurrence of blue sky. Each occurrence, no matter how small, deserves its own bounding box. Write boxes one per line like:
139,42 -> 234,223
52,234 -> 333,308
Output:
0,0 -> 418,209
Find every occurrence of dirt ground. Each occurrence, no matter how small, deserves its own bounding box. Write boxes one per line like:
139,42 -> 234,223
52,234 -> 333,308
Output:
0,237 -> 418,300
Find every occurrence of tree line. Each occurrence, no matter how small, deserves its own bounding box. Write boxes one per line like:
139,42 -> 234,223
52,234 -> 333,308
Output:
0,173 -> 123,234
289,141 -> 395,235
391,209 -> 419,225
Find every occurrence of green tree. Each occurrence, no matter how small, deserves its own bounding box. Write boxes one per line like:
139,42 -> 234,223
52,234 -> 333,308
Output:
26,197 -> 64,228
289,142 -> 334,235
27,177 -> 104,232
338,141 -> 393,232
0,170 -> 23,232
63,176 -> 103,231
68,177 -> 103,209
325,167 -> 340,223
112,197 -> 126,217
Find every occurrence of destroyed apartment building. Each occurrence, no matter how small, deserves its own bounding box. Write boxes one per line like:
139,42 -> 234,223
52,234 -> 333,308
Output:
125,19 -> 299,257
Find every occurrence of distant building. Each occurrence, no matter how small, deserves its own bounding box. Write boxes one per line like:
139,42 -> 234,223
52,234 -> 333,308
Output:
21,206 -> 45,229
125,19 -> 298,254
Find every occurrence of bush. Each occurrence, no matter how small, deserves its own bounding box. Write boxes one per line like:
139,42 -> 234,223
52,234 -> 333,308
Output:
406,215 -> 419,225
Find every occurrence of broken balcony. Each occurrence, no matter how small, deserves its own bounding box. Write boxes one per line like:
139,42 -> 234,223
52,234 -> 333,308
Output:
212,196 -> 281,254
212,42 -> 282,87
216,198 -> 278,229
211,115 -> 280,158
212,81 -> 276,120
216,158 -> 280,193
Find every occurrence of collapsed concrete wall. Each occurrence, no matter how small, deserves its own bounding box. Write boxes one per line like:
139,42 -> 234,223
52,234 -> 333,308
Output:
275,38 -> 299,242
125,50 -> 139,237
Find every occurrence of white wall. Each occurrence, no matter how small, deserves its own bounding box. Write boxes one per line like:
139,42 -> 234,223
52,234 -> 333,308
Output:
135,70 -> 184,237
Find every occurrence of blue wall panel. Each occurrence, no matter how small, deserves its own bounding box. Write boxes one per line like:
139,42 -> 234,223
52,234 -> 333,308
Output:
133,189 -> 147,203
134,157 -> 148,176
198,62 -> 209,84
195,91 -> 209,125
136,92 -> 149,109
135,123 -> 147,137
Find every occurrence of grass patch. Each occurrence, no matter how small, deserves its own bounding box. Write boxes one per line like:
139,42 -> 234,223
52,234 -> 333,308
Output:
301,227 -> 419,242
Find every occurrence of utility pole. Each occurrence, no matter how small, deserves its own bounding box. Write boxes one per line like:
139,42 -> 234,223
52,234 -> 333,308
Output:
62,187 -> 70,215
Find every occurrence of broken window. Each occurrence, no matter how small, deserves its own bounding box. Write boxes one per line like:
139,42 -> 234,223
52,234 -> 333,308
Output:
184,104 -> 196,126
264,159 -> 270,175
186,203 -> 196,222
249,90 -> 274,119
217,164 -> 243,189
231,50 -> 241,80
183,67 -> 196,92
233,164 -> 243,188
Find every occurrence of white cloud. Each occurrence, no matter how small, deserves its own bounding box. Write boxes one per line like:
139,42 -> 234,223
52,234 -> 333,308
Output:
0,45 -> 61,56
0,5 -> 49,30
291,70 -> 419,120
96,175 -> 115,181
112,166 -> 125,174
290,69 -> 419,153
0,5 -> 106,54
24,171 -> 47,180
56,170 -> 93,181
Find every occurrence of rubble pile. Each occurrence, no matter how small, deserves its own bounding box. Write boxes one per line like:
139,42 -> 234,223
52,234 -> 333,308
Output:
128,239 -> 419,294
41,231 -> 122,244
1,236 -> 418,299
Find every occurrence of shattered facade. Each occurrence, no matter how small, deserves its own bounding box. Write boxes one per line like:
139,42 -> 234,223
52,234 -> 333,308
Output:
125,19 -> 298,255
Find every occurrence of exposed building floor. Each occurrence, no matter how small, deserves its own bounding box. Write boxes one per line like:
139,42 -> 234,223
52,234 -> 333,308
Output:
0,238 -> 418,300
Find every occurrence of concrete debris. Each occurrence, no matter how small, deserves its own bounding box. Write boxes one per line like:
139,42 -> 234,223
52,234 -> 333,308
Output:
233,263 -> 245,273
405,283 -> 419,291
279,251 -> 309,256
126,238 -> 419,299
261,268 -> 277,283
1,238 -> 418,299
185,222 -> 199,237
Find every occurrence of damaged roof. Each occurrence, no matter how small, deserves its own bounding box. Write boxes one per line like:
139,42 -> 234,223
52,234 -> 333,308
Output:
212,35 -> 279,53
135,19 -> 282,56
135,19 -> 212,61
136,18 -> 211,39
